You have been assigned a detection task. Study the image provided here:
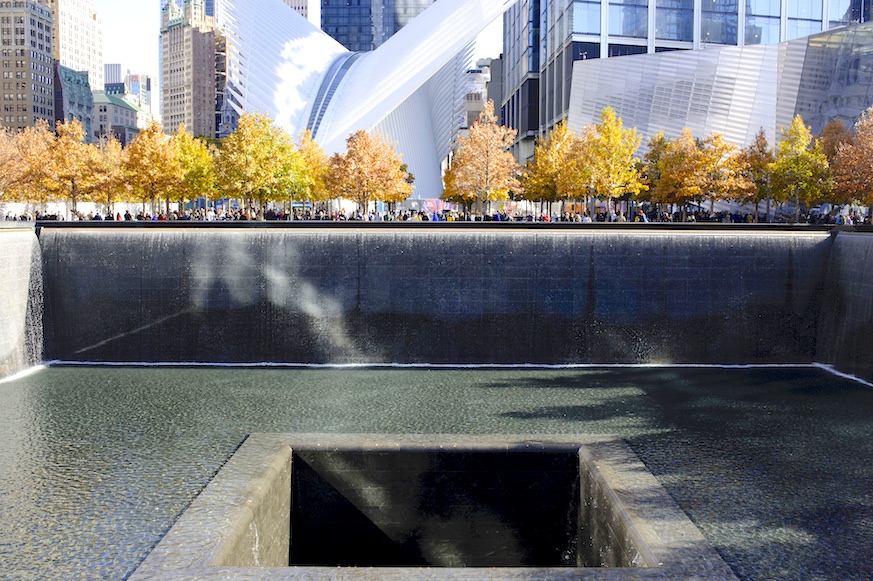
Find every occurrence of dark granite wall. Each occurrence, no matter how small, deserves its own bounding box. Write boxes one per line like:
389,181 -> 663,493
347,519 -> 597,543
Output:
817,232 -> 873,380
38,227 -> 834,366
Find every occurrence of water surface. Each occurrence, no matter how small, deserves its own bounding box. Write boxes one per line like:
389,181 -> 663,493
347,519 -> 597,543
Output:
0,366 -> 871,580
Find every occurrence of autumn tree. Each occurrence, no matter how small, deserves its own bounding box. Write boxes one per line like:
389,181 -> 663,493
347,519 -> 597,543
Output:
39,119 -> 102,213
216,112 -> 298,216
587,107 -> 645,211
10,120 -> 54,205
833,106 -> 873,214
818,118 -> 853,166
739,128 -> 775,221
288,129 -> 329,205
769,115 -> 831,222
326,129 -> 412,213
441,163 -> 465,206
125,120 -> 182,213
93,134 -> 126,215
641,131 -> 668,205
656,128 -> 705,220
172,123 -> 215,207
441,100 -> 519,213
523,121 -> 582,207
699,132 -> 752,211
0,128 -> 22,203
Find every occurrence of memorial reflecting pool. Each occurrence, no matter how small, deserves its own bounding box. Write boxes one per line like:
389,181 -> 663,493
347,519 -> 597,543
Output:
0,365 -> 871,580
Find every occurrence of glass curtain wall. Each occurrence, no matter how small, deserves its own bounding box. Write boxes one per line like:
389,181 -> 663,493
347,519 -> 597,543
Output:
656,0 -> 694,41
745,0 -> 780,44
610,0 -> 648,37
787,0 -> 823,39
702,0 -> 739,44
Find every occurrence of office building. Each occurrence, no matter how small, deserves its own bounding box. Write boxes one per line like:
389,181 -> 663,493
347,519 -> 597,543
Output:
104,62 -> 120,84
0,1 -> 54,131
321,0 -> 434,51
161,0 -> 215,137
568,22 -> 873,149
54,63 -> 93,141
93,90 -> 148,145
503,0 -> 873,160
45,0 -> 103,89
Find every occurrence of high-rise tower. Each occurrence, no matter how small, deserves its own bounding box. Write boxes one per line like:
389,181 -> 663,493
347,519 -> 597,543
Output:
321,0 -> 434,51
161,0 -> 215,137
45,0 -> 103,89
0,1 -> 55,131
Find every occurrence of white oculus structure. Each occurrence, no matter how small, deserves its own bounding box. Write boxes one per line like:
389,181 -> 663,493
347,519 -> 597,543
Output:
214,0 -> 515,198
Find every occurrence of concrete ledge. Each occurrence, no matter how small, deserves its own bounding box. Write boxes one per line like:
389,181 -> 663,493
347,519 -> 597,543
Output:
131,434 -> 737,581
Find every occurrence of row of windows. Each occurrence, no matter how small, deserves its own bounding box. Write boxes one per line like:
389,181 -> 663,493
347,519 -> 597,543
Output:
0,3 -> 50,18
571,0 -> 844,43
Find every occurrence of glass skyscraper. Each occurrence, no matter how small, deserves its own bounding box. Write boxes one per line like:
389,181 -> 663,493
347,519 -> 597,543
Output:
321,0 -> 434,51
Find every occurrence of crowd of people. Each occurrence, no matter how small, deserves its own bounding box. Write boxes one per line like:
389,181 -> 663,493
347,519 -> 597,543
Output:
4,205 -> 871,224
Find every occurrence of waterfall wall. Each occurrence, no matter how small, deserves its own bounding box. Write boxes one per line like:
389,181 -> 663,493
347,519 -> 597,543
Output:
817,232 -> 873,380
0,227 -> 43,377
38,227 -> 835,366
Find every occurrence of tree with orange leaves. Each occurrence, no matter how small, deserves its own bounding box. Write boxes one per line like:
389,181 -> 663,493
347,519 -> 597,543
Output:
442,100 -> 519,213
327,129 -> 412,214
833,107 -> 873,213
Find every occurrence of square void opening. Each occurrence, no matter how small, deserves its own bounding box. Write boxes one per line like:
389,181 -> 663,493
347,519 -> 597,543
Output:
290,449 -> 582,568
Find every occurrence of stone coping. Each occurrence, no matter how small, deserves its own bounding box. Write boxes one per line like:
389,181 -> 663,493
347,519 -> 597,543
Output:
33,220 -> 847,232
130,434 -> 738,581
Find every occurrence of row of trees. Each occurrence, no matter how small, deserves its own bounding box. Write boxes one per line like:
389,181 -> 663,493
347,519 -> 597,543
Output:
3,102 -> 873,219
0,113 -> 413,215
442,100 -> 873,220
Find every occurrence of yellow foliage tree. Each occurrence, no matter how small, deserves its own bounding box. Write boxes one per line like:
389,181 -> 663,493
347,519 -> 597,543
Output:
699,132 -> 752,211
326,129 -> 412,213
41,119 -> 101,213
739,128 -> 775,221
441,100 -> 519,213
523,121 -> 586,205
641,131 -> 668,205
289,129 -> 329,205
173,123 -> 215,207
10,120 -> 54,205
657,128 -> 706,220
125,120 -> 182,213
216,112 -> 298,215
93,134 -> 126,215
0,128 -> 22,203
769,115 -> 831,222
587,107 -> 645,210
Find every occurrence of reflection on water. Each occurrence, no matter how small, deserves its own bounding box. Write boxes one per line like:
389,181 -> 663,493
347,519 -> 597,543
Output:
0,366 -> 871,580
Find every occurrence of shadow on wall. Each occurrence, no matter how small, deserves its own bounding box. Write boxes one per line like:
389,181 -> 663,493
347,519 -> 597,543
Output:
33,226 -> 855,370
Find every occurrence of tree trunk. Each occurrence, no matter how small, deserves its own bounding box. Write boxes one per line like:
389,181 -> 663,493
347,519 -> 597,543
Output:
794,187 -> 801,224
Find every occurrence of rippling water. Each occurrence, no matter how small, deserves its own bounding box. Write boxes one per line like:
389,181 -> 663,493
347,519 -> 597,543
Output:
0,366 -> 871,580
